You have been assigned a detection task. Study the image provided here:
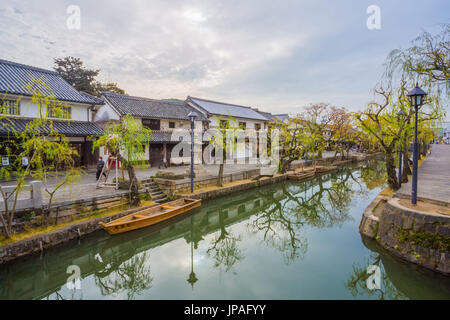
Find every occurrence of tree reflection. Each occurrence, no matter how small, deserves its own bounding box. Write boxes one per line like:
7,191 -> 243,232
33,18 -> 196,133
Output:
206,209 -> 243,273
94,251 -> 153,299
249,167 -> 362,264
345,253 -> 407,300
360,160 -> 387,190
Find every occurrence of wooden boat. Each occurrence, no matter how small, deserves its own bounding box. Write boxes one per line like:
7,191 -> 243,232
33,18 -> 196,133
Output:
99,198 -> 202,235
314,165 -> 337,174
288,171 -> 316,181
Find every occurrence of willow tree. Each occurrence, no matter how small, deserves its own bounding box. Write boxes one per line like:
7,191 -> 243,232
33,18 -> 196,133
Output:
355,86 -> 408,190
1,78 -> 83,233
209,116 -> 242,187
327,106 -> 356,160
0,109 -> 24,238
384,25 -> 449,180
93,114 -> 151,206
271,117 -> 308,173
301,103 -> 332,160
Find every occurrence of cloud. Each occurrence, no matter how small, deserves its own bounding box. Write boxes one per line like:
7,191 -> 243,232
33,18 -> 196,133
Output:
0,0 -> 448,117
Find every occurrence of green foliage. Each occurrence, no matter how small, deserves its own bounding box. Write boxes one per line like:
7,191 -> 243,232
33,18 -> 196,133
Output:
53,56 -> 126,97
93,114 -> 151,163
139,193 -> 152,201
209,116 -> 244,186
0,77 -> 84,234
92,114 -> 151,206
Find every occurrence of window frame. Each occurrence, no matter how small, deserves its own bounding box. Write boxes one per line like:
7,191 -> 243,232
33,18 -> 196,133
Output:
48,103 -> 72,119
0,99 -> 20,115
142,118 -> 161,130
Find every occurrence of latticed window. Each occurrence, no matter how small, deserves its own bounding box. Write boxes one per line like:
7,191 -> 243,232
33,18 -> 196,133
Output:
48,104 -> 71,119
0,99 -> 19,115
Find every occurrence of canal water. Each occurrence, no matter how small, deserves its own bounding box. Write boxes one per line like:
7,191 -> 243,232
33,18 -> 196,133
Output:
0,161 -> 449,300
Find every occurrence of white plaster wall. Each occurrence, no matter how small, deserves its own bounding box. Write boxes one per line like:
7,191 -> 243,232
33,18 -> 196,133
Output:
93,101 -> 121,122
207,115 -> 264,130
18,98 -> 90,121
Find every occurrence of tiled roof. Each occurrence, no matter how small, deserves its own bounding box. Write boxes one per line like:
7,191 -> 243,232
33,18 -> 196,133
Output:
79,91 -> 105,105
148,131 -> 181,144
254,110 -> 276,121
103,92 -> 207,121
0,59 -> 102,105
187,96 -> 269,121
273,114 -> 289,122
0,117 -> 104,137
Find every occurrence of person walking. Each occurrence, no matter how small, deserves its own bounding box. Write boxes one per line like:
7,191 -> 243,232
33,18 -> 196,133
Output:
96,156 -> 107,181
158,149 -> 167,169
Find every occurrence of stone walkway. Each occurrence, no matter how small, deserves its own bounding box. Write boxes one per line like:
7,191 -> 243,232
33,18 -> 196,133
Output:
396,144 -> 450,205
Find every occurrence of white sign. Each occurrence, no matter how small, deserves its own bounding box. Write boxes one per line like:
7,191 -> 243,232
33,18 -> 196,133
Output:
21,156 -> 29,167
1,156 -> 9,166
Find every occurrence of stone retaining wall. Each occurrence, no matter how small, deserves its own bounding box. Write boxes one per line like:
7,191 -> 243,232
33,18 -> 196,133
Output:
0,204 -> 156,265
360,197 -> 450,275
177,174 -> 288,200
155,168 -> 261,199
3,192 -> 130,236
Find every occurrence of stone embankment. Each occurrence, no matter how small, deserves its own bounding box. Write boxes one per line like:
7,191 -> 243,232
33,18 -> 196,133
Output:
360,145 -> 450,275
0,203 -> 157,265
360,197 -> 449,274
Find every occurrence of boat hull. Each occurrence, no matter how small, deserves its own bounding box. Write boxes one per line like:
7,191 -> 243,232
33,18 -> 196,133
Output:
100,198 -> 202,235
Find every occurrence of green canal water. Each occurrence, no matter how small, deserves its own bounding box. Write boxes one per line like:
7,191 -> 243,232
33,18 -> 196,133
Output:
1,161 -> 449,300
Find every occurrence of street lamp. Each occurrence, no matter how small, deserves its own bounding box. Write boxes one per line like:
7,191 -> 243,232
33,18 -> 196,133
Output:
397,110 -> 407,188
188,111 -> 198,193
406,83 -> 427,205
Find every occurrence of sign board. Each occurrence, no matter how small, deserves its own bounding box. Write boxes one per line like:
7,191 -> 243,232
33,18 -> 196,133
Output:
2,156 -> 9,166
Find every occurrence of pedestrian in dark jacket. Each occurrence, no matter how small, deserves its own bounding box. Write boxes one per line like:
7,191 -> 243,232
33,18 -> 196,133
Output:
158,149 -> 168,169
96,156 -> 107,180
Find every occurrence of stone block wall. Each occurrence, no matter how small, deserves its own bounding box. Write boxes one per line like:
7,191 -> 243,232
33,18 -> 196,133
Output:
154,168 -> 261,198
1,193 -> 130,236
375,199 -> 449,274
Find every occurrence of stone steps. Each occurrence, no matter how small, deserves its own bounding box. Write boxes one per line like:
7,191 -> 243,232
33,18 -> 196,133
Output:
140,179 -> 168,204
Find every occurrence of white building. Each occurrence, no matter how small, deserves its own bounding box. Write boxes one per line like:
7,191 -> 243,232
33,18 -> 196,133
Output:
95,92 -> 208,167
0,59 -> 104,169
186,96 -> 270,161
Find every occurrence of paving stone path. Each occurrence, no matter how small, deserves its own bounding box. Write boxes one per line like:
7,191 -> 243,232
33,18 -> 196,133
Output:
396,144 -> 450,205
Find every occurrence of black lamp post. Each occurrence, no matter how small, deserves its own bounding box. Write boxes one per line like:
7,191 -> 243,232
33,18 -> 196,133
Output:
406,83 -> 427,205
397,110 -> 407,188
188,111 -> 198,193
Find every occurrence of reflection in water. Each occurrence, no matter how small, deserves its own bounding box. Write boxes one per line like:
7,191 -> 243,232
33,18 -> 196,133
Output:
249,167 -> 363,264
346,235 -> 450,300
0,160 -> 449,300
94,252 -> 153,300
206,210 -> 244,274
345,252 -> 407,300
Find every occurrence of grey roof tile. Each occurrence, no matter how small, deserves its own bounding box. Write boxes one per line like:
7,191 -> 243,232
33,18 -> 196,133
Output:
0,117 -> 104,137
103,92 -> 207,121
187,96 -> 269,121
0,59 -> 102,105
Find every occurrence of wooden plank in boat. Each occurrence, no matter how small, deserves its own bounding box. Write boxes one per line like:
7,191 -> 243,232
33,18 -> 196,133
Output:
99,198 -> 202,235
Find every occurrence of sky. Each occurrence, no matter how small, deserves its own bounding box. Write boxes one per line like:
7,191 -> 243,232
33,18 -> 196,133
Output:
0,0 -> 448,116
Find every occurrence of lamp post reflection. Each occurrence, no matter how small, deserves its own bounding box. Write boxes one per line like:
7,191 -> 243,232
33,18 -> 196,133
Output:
187,216 -> 198,289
